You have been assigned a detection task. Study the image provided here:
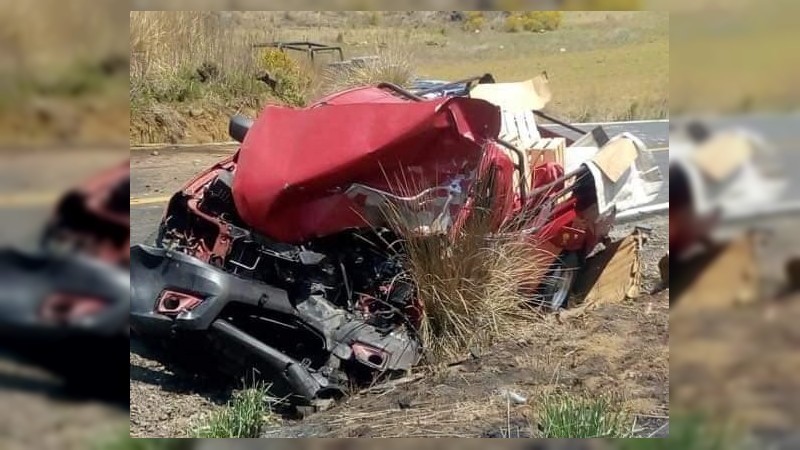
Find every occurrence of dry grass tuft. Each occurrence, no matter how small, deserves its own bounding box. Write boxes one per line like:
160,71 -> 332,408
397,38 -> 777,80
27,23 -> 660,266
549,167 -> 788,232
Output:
383,173 -> 548,363
318,34 -> 416,95
0,1 -> 124,75
311,397 -> 506,438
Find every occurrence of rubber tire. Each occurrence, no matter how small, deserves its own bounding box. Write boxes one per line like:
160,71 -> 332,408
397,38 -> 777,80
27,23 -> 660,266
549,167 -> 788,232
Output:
536,252 -> 580,310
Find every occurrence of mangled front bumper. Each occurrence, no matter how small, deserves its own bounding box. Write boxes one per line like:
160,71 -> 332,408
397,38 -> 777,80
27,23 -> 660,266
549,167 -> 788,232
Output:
130,244 -> 296,334
0,248 -> 129,379
0,248 -> 129,338
130,244 -> 421,401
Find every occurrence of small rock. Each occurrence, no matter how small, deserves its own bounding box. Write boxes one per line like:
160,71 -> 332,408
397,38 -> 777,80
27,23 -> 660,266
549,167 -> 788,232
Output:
151,150 -> 160,156
397,396 -> 414,409
469,345 -> 482,359
189,108 -> 204,118
499,389 -> 527,405
560,47 -> 567,53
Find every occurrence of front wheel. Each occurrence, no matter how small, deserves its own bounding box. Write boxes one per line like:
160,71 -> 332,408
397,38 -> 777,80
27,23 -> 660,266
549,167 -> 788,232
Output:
535,252 -> 580,310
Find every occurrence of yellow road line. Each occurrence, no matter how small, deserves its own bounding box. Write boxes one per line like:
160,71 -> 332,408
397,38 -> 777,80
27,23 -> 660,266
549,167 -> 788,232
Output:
130,196 -> 171,206
0,192 -> 171,208
0,192 -> 59,208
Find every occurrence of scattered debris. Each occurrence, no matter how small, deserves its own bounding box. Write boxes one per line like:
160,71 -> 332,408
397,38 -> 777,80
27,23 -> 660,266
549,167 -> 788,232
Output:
575,228 -> 646,308
672,234 -> 760,311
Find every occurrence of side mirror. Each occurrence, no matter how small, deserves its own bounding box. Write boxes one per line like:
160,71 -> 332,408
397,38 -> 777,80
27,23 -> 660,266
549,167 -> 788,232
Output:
229,115 -> 254,143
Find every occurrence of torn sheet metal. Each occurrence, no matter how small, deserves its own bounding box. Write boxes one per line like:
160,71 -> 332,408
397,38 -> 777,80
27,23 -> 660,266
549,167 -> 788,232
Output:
581,133 -> 663,214
233,96 -> 501,243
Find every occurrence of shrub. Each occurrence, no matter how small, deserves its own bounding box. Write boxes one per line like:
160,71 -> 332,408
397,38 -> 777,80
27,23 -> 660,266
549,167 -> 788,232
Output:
504,11 -> 563,33
462,11 -> 485,32
139,68 -> 203,104
258,48 -> 313,106
384,174 -> 547,362
538,393 -> 631,438
319,36 -> 415,95
192,382 -> 277,438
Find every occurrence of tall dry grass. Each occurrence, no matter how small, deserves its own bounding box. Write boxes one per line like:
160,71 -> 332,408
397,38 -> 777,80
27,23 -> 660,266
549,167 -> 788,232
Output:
0,0 -> 124,75
0,0 -> 128,144
317,34 -> 416,95
384,173 -> 548,363
0,0 -> 126,100
130,11 -> 271,109
130,13 -> 422,142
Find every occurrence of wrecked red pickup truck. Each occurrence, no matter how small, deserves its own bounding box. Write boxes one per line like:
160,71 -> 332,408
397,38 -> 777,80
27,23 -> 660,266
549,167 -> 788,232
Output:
130,81 -> 658,407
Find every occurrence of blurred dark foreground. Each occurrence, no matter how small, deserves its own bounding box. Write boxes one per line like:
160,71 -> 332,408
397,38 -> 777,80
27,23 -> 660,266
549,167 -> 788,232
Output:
0,2 -> 131,449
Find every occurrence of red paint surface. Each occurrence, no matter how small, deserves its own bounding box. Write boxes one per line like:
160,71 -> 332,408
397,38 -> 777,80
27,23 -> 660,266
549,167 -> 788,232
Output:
233,91 -> 502,242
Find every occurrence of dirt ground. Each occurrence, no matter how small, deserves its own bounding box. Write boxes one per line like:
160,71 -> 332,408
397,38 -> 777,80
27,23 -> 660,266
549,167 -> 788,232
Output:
0,355 -> 128,450
671,216 -> 800,439
0,100 -> 128,147
128,180 -> 670,439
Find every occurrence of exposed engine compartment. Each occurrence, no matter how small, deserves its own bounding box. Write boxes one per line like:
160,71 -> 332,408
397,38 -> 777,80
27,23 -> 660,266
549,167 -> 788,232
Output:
160,163 -> 420,324
146,160 -> 422,396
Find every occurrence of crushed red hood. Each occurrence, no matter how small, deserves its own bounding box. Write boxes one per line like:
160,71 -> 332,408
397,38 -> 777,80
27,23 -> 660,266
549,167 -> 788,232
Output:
232,94 -> 502,242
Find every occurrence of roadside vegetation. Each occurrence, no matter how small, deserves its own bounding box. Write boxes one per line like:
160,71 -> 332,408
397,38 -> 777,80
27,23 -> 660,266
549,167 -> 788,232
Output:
191,381 -> 279,438
538,392 -> 632,438
384,175 -> 548,362
0,0 -> 127,145
129,11 -> 668,145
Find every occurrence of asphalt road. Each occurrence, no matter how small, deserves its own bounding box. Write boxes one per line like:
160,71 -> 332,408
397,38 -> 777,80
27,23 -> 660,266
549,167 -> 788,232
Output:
663,114 -> 800,224
540,119 -> 669,205
0,149 -> 127,246
679,114 -> 800,206
540,118 -> 669,147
